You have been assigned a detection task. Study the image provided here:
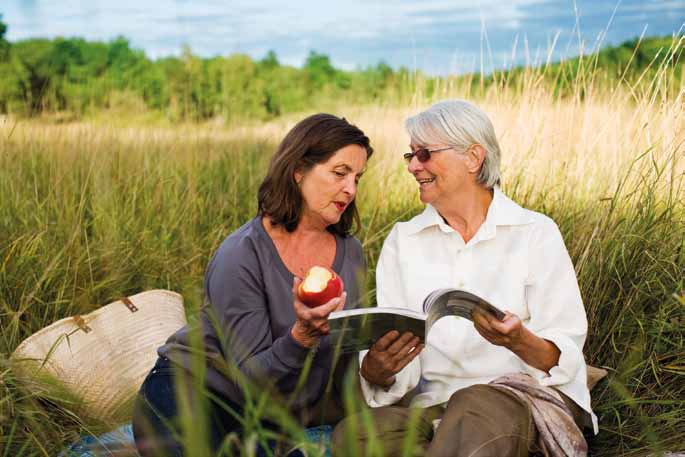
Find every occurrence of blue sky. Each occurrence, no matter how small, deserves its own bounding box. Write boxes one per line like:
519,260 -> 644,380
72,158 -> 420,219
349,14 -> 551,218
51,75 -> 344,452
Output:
2,0 -> 683,74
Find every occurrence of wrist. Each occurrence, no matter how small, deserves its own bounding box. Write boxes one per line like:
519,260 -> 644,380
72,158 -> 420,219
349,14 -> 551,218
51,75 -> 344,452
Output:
509,328 -> 560,373
509,327 -> 534,354
290,325 -> 316,348
360,363 -> 395,389
380,376 -> 396,390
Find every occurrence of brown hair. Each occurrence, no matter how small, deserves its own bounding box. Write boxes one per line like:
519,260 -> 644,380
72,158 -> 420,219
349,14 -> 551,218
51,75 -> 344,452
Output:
257,113 -> 373,236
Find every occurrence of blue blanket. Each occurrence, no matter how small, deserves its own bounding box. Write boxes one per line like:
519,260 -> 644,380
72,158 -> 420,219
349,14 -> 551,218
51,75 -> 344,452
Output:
61,424 -> 332,457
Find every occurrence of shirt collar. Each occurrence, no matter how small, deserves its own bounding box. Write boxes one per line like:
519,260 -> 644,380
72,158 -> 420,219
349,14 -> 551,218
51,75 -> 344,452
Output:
406,187 -> 534,238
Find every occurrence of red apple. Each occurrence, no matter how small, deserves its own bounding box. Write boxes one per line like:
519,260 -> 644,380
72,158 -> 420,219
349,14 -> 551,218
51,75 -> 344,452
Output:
297,266 -> 343,308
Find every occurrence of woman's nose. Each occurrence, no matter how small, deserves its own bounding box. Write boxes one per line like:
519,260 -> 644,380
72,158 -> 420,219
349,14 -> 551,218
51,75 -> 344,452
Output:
343,177 -> 357,196
407,155 -> 423,174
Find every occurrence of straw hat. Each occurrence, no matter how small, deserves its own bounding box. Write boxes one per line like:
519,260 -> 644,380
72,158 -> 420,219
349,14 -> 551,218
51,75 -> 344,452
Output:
11,290 -> 187,424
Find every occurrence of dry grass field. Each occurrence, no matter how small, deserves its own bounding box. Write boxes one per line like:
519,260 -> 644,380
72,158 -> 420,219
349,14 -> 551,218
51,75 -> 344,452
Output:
1,45 -> 684,455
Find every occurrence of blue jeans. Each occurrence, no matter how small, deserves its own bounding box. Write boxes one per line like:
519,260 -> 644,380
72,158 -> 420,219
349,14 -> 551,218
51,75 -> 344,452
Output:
132,357 -> 302,457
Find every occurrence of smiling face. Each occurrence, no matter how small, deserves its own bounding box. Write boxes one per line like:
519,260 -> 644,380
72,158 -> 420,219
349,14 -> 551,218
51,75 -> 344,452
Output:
296,144 -> 368,230
407,142 -> 485,208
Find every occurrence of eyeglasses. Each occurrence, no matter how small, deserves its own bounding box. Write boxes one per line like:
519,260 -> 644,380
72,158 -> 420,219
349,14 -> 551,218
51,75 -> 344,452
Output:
403,146 -> 453,163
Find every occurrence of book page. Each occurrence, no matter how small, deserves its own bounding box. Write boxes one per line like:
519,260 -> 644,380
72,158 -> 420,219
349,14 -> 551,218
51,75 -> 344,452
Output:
423,289 -> 505,331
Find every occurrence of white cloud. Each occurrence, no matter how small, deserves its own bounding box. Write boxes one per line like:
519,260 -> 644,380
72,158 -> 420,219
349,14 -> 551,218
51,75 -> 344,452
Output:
4,0 -> 550,45
2,0 -> 682,73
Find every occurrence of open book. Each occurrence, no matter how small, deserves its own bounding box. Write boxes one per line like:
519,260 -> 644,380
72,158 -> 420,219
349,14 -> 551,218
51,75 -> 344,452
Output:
328,288 -> 505,354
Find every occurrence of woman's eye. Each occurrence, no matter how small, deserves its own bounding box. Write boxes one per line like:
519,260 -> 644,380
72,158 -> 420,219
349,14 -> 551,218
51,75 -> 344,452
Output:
334,171 -> 346,177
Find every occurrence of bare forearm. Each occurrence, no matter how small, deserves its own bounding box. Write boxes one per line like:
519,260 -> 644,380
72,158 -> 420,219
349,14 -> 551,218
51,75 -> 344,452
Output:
510,328 -> 561,373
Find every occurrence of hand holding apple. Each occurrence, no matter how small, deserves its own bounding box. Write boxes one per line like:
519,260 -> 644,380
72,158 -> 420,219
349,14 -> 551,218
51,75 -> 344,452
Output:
291,275 -> 346,348
297,266 -> 343,307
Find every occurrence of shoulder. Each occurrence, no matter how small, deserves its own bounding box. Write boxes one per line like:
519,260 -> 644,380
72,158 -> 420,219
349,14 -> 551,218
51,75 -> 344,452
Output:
511,207 -> 569,256
207,217 -> 267,281
390,208 -> 431,238
519,207 -> 558,230
496,190 -> 562,241
342,233 -> 362,250
524,210 -> 564,241
340,234 -> 365,264
215,218 -> 264,257
382,205 -> 442,248
374,209 -> 433,255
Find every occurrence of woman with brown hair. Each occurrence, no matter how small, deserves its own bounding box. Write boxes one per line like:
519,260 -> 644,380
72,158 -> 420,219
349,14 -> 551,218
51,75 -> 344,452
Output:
132,113 -> 373,456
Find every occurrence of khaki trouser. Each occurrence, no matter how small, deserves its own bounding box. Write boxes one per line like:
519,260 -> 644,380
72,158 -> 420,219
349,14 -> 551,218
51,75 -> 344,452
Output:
331,384 -> 587,457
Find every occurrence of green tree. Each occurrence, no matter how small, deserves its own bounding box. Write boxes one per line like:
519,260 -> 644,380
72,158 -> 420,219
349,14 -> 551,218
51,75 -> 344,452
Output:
0,14 -> 9,61
0,29 -> 679,120
304,51 -> 336,90
218,54 -> 266,121
259,50 -> 279,71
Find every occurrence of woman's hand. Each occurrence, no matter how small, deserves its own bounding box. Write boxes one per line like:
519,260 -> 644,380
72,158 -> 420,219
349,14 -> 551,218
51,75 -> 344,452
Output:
360,330 -> 423,388
473,310 -> 560,373
472,310 -> 526,349
290,277 -> 346,348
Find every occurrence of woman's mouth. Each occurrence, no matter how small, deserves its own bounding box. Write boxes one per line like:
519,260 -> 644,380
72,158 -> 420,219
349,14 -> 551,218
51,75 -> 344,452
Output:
334,201 -> 347,212
417,177 -> 435,189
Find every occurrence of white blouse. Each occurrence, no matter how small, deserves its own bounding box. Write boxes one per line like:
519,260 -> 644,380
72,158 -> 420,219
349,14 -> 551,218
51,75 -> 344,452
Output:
359,187 -> 598,433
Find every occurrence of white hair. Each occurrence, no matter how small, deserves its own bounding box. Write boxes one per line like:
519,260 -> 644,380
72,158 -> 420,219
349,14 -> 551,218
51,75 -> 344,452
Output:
405,99 -> 502,188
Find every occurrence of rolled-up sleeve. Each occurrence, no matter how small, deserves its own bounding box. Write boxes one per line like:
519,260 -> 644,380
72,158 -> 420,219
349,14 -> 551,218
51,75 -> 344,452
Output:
358,226 -> 421,406
522,219 -> 588,387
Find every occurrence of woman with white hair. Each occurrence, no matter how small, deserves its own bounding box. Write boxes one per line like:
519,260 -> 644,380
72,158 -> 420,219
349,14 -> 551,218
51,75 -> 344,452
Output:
332,100 -> 596,456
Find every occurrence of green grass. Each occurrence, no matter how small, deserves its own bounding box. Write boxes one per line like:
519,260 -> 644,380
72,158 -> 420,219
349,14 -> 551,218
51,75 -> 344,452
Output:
0,44 -> 684,454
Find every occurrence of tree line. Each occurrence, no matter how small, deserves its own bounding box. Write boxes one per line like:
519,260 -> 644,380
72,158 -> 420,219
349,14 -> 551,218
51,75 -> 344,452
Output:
0,16 -> 681,122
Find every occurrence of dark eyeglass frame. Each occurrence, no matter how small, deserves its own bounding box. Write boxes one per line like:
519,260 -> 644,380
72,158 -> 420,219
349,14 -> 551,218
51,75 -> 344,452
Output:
403,146 -> 453,163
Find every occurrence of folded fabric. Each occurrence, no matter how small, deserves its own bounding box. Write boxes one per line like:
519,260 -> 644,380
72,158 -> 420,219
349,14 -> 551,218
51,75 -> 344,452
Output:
490,373 -> 588,457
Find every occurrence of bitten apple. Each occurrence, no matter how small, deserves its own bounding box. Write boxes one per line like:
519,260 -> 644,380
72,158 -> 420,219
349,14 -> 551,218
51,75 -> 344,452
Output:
297,266 -> 343,308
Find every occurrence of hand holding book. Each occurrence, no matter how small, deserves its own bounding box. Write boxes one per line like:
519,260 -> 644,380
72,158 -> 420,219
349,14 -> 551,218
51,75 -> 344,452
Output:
359,330 -> 423,388
472,310 -> 524,349
328,288 -> 506,354
472,310 -> 561,373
